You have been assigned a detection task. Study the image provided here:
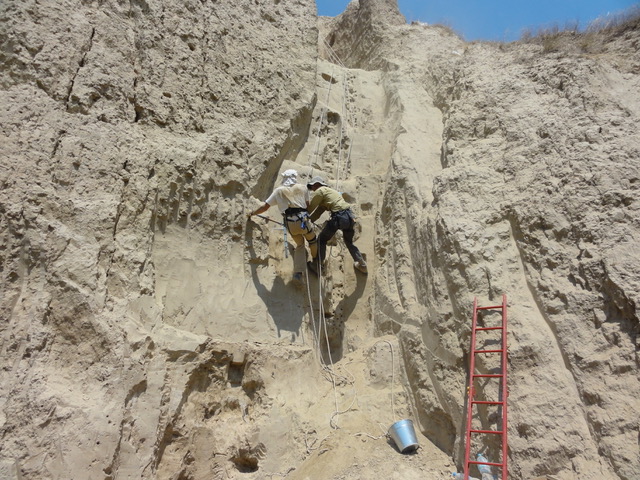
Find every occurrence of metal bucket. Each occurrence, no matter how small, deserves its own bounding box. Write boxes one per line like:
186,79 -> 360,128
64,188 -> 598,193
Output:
388,419 -> 419,453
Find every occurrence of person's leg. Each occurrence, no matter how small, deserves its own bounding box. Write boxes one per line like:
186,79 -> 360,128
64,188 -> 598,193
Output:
337,212 -> 364,263
317,216 -> 339,262
286,221 -> 306,274
304,227 -> 318,260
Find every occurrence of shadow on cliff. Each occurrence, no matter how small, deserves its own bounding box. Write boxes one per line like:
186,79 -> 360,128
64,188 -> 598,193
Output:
322,268 -> 368,363
245,222 -> 305,342
337,268 -> 367,320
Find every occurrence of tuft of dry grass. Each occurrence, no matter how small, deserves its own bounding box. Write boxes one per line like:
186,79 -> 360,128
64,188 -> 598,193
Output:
432,21 -> 463,40
518,5 -> 640,54
587,5 -> 640,33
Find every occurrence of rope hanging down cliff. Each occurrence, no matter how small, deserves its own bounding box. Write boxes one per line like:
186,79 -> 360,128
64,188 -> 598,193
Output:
306,40 -> 354,193
247,44 -> 360,430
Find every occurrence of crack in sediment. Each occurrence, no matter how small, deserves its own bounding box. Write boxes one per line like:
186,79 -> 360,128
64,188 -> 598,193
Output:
50,129 -> 67,159
112,203 -> 123,240
65,27 -> 95,112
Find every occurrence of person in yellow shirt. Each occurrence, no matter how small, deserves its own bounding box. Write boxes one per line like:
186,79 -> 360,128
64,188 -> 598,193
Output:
307,176 -> 367,274
248,169 -> 317,284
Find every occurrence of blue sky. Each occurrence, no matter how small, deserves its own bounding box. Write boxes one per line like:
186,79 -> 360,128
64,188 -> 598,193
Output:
316,0 -> 640,41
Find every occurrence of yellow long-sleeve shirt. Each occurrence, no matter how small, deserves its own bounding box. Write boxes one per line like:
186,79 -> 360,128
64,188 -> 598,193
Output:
309,186 -> 351,222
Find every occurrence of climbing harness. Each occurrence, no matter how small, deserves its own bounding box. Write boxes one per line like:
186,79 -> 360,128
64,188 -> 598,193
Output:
283,208 -> 312,232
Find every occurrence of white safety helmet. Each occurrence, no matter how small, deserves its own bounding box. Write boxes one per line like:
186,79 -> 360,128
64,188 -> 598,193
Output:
281,169 -> 298,186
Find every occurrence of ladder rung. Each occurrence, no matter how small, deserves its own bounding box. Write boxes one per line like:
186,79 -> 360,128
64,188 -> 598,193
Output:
476,326 -> 503,331
474,349 -> 503,354
469,460 -> 504,467
470,429 -> 504,435
473,374 -> 503,378
472,400 -> 504,405
476,305 -> 503,310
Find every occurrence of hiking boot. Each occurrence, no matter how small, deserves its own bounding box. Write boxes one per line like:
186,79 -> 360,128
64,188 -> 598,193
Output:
354,260 -> 368,274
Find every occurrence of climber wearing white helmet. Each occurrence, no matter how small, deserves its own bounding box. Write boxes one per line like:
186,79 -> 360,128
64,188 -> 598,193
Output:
248,169 -> 317,284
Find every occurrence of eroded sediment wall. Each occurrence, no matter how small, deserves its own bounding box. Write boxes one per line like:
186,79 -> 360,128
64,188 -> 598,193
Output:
1,0 -> 639,479
326,1 -> 639,479
1,0 -> 321,478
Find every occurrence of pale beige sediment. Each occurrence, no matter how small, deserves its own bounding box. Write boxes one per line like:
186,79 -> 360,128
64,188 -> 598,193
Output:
0,0 -> 638,479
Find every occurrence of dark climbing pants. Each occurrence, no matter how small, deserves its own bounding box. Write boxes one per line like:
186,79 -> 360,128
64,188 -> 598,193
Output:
317,209 -> 363,263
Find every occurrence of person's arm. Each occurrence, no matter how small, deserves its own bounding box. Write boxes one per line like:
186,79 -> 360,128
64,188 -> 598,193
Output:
248,202 -> 270,218
308,192 -> 324,222
249,188 -> 280,218
309,206 -> 326,223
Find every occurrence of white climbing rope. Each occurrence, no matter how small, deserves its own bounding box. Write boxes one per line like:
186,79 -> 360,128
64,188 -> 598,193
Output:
351,340 -> 398,442
308,40 -> 355,190
380,339 -> 397,423
323,40 -> 351,192
300,41 -> 365,430
306,60 -> 336,181
323,39 -> 347,68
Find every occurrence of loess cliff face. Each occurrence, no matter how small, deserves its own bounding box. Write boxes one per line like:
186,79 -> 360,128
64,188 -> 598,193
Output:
327,6 -> 640,480
1,0 -> 639,479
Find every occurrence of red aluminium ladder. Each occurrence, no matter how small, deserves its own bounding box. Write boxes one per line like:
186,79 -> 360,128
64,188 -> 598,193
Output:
463,294 -> 508,480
